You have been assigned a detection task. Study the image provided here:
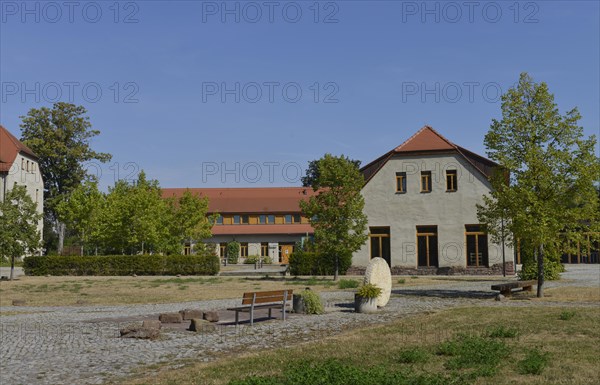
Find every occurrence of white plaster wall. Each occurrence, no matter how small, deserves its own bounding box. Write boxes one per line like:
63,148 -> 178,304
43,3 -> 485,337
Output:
355,153 -> 512,268
3,153 -> 44,239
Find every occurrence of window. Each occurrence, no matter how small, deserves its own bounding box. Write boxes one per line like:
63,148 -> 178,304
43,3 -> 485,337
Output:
35,189 -> 39,203
369,227 -> 391,266
465,225 -> 488,267
233,215 -> 241,224
216,216 -> 223,225
421,171 -> 432,192
219,243 -> 227,258
285,214 -> 292,224
261,242 -> 269,257
446,170 -> 457,192
21,159 -> 25,170
293,214 -> 301,223
240,243 -> 248,257
241,215 -> 249,224
259,215 -> 267,224
26,161 -> 30,172
417,226 -> 438,267
267,215 -> 275,224
395,172 -> 407,193
184,243 -> 191,256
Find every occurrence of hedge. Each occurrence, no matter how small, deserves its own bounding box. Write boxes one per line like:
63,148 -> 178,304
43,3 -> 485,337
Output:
23,254 -> 221,276
289,251 -> 352,276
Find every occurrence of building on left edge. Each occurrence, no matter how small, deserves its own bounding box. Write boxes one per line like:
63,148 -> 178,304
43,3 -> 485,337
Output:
0,125 -> 44,243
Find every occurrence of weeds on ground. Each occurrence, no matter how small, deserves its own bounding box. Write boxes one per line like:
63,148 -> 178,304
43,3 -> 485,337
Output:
338,279 -> 359,289
517,349 -> 549,375
559,310 -> 576,320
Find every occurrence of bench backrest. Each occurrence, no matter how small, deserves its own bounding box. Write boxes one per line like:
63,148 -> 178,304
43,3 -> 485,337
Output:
242,290 -> 293,305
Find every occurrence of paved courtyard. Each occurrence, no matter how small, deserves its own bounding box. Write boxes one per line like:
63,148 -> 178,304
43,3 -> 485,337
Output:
0,265 -> 598,385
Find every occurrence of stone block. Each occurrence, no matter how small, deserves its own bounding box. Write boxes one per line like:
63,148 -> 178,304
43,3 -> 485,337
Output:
179,309 -> 203,320
159,312 -> 183,323
203,311 -> 219,323
188,318 -> 216,332
142,320 -> 162,329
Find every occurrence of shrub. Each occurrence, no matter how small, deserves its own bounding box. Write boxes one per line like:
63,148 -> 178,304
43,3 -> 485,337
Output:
338,279 -> 359,289
397,347 -> 429,364
244,255 -> 261,264
227,241 -> 240,264
23,253 -> 220,276
517,349 -> 549,375
397,278 -> 406,284
298,289 -> 324,315
356,283 -> 381,298
559,310 -> 576,320
486,325 -> 519,338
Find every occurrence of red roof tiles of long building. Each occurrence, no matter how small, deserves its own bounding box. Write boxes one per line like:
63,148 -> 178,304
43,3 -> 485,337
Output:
161,187 -> 317,214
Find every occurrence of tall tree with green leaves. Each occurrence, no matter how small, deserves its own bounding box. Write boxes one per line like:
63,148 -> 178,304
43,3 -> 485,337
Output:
300,154 -> 368,280
56,180 -> 104,255
166,189 -> 214,254
477,73 -> 600,297
0,186 -> 42,280
20,102 -> 112,254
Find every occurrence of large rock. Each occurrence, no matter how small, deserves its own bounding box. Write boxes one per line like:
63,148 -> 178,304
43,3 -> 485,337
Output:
120,324 -> 160,340
142,320 -> 162,329
179,309 -> 203,320
203,311 -> 219,323
159,312 -> 183,324
363,257 -> 392,307
189,318 -> 216,332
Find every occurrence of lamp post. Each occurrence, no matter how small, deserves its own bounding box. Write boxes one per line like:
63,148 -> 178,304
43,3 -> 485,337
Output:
501,215 -> 506,277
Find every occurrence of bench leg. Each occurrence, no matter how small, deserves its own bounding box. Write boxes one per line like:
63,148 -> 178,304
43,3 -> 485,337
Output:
235,310 -> 239,325
268,308 -> 272,319
501,289 -> 511,297
523,285 -> 532,292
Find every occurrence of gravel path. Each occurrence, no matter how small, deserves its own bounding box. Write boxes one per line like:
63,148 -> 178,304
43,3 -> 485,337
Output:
1,265 -> 598,385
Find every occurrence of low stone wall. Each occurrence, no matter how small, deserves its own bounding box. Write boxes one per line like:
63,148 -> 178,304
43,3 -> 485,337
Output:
347,262 -> 514,276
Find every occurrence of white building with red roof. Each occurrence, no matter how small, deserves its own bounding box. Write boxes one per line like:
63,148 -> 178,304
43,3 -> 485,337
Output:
0,125 -> 44,237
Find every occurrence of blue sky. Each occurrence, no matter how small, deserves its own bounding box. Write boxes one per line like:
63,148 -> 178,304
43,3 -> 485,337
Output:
1,0 -> 599,189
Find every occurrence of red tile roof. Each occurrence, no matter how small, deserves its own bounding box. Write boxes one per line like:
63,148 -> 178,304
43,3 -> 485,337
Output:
361,125 -> 499,183
212,224 -> 313,235
161,187 -> 317,214
0,125 -> 38,172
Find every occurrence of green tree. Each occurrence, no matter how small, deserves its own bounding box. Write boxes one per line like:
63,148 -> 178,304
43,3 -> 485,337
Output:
166,189 -> 214,254
20,103 -> 112,254
300,154 -> 368,280
477,73 -> 600,297
56,180 -> 104,255
0,186 -> 42,280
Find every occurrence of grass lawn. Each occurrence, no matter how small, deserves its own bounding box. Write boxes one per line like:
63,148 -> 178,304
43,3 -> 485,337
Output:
119,306 -> 600,385
0,275 -> 447,307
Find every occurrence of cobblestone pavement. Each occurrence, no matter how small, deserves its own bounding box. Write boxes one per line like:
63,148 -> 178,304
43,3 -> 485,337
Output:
1,265 -> 597,385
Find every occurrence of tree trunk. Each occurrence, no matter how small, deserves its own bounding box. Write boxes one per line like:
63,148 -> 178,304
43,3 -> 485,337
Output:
57,221 -> 65,255
333,255 -> 339,281
9,255 -> 15,281
537,244 -> 545,298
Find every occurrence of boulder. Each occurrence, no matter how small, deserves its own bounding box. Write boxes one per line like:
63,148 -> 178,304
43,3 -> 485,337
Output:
120,324 -> 160,340
495,294 -> 506,302
179,309 -> 203,320
189,318 -> 216,333
203,311 -> 219,323
142,320 -> 162,330
159,312 -> 183,323
12,299 -> 26,306
363,257 -> 392,307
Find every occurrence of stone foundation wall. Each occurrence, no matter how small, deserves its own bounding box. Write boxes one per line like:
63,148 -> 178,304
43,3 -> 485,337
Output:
347,262 -> 514,276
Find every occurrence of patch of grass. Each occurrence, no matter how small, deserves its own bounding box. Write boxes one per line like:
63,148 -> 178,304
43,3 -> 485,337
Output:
517,349 -> 549,375
337,279 -> 359,289
438,335 -> 510,376
486,325 -> 519,338
397,278 -> 406,284
397,347 -> 429,364
559,310 -> 576,320
410,276 -> 419,279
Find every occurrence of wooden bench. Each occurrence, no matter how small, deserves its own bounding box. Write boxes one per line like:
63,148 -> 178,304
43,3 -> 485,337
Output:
491,280 -> 537,296
227,290 -> 293,326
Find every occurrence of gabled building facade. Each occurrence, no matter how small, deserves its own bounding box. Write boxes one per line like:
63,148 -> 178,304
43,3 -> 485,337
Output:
354,126 -> 512,273
0,125 -> 44,237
